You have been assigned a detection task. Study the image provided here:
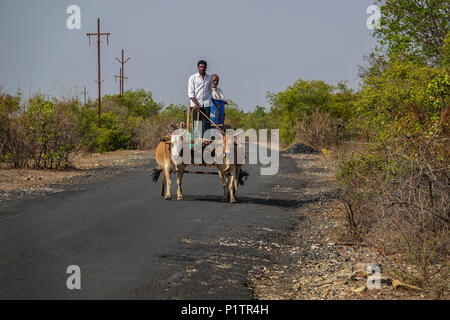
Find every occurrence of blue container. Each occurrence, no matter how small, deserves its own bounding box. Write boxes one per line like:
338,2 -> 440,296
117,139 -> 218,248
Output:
210,99 -> 225,125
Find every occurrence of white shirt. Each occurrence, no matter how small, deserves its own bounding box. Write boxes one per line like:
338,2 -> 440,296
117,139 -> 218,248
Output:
188,72 -> 213,107
212,86 -> 225,101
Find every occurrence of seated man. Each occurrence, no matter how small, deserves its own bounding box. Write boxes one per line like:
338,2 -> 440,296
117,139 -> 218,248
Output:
212,74 -> 226,102
211,74 -> 227,127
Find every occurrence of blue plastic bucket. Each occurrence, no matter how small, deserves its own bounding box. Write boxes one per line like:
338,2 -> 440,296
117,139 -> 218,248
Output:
210,99 -> 225,125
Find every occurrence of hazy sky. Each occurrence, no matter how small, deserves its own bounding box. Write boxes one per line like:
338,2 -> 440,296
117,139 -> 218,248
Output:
0,0 -> 378,111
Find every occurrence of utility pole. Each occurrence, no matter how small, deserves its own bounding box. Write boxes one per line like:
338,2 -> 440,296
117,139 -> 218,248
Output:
83,86 -> 89,105
86,18 -> 110,128
115,49 -> 130,95
114,68 -> 122,94
17,77 -> 22,96
114,67 -> 128,95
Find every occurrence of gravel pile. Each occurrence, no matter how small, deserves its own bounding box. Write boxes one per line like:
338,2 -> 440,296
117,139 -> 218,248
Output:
281,142 -> 319,155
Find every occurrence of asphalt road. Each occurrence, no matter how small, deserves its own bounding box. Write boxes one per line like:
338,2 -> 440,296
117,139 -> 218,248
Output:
0,155 -> 303,299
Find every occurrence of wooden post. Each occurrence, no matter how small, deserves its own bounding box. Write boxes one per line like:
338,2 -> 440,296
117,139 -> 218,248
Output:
186,101 -> 191,135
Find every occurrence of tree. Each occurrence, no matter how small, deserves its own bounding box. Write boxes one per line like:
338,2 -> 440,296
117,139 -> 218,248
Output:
160,104 -> 186,122
223,101 -> 248,129
103,89 -> 162,118
374,0 -> 449,66
356,57 -> 445,140
267,79 -> 334,144
441,31 -> 450,68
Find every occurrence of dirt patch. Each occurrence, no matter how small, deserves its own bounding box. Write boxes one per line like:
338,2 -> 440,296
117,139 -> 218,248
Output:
249,153 -> 426,300
0,150 -> 154,202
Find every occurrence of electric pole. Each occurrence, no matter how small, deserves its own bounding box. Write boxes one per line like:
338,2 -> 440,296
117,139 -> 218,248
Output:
86,18 -> 110,128
114,68 -> 122,95
115,49 -> 130,95
114,67 -> 128,95
83,86 -> 89,105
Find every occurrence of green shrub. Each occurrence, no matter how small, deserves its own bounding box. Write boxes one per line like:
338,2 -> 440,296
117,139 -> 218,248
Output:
267,79 -> 355,145
27,96 -> 78,168
103,89 -> 162,118
1,93 -> 78,169
0,92 -> 23,165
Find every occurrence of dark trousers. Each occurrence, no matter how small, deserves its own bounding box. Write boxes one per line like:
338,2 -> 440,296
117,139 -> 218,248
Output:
192,106 -> 210,138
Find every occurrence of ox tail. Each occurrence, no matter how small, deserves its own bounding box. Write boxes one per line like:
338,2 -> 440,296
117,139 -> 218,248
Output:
151,168 -> 162,183
238,169 -> 249,186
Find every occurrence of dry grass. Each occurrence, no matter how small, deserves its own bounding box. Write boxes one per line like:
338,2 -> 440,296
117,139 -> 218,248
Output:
330,135 -> 449,298
294,110 -> 341,149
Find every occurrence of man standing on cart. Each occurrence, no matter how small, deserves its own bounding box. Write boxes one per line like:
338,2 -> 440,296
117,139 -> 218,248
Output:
188,60 -> 217,138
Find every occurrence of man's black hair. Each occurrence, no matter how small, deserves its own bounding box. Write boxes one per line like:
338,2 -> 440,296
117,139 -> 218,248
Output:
197,60 -> 207,67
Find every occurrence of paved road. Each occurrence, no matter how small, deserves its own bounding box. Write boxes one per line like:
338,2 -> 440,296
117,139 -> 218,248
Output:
0,156 -> 303,299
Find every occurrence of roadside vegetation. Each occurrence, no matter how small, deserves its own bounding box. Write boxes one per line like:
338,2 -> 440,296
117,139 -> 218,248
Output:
269,0 -> 448,297
0,89 -> 180,169
238,0 -> 449,298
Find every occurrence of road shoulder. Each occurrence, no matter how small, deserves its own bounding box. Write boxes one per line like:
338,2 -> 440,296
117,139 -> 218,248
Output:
0,150 -> 154,203
249,153 -> 424,300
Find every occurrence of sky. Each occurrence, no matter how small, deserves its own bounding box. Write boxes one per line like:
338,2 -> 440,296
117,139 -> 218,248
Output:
0,0 -> 379,111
